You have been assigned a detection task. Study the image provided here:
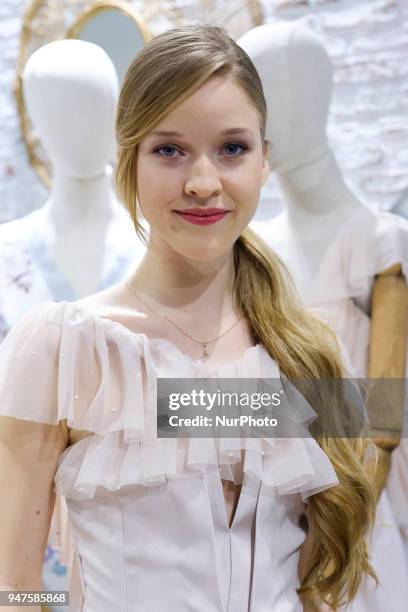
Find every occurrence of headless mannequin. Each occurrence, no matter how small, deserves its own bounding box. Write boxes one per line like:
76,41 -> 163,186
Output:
239,22 -> 408,489
21,39 -> 142,297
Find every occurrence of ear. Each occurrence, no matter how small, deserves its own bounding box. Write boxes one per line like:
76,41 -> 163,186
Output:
261,139 -> 271,186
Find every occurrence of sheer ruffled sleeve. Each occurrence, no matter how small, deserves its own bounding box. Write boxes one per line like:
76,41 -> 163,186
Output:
0,302 -> 64,424
0,299 -> 146,436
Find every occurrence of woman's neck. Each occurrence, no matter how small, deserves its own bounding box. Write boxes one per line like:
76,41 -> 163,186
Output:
129,243 -> 238,326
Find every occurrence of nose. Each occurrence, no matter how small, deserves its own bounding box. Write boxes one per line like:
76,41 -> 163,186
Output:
184,155 -> 222,198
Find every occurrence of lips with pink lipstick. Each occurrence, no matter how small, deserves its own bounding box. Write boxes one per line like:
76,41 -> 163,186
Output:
172,207 -> 231,226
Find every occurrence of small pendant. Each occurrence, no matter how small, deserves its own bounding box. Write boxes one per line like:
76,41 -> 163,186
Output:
202,342 -> 209,359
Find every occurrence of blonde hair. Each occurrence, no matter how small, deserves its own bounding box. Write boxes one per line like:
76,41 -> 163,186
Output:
115,24 -> 377,610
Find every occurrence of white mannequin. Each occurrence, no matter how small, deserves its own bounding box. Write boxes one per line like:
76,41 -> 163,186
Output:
20,39 -> 144,297
239,22 -> 361,280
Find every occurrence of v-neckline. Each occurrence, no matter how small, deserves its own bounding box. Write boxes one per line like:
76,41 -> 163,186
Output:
305,206 -> 369,298
207,460 -> 261,533
265,206 -> 369,301
221,478 -> 243,529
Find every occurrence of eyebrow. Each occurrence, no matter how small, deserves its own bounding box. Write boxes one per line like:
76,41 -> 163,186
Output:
149,128 -> 253,137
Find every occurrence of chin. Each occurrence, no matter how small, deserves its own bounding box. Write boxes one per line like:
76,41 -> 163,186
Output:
178,242 -> 234,262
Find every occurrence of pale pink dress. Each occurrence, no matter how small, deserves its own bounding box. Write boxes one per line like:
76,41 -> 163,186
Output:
0,300 -> 341,611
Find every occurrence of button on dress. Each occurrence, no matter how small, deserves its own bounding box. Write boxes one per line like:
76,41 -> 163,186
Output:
0,301 -> 340,611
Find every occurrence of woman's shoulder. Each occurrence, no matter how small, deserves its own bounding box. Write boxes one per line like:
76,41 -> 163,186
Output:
73,283 -> 154,336
4,282 -> 148,341
0,288 -> 151,430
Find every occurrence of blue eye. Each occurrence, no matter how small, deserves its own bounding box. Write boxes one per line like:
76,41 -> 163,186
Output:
154,145 -> 180,158
223,142 -> 248,156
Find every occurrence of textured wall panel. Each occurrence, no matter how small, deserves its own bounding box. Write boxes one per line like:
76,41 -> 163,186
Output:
256,0 -> 408,220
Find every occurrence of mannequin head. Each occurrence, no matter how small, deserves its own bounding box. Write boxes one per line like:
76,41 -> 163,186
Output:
23,39 -> 119,178
115,24 -> 270,260
238,21 -> 332,173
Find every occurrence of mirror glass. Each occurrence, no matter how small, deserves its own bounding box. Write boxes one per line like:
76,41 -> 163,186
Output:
73,8 -> 149,82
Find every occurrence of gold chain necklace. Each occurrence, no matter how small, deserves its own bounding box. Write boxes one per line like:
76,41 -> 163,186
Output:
125,281 -> 244,360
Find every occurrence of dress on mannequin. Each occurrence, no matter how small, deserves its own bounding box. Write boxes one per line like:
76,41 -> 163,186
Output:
0,299 -> 343,611
0,202 -> 144,342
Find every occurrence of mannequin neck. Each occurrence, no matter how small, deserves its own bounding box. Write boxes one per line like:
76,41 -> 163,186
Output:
271,150 -> 364,282
43,165 -> 116,233
277,149 -> 361,223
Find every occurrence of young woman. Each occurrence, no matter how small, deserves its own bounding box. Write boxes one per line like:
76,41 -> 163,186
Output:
0,25 -> 376,611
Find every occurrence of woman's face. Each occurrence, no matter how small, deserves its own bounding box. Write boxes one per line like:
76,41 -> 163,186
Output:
136,76 -> 270,261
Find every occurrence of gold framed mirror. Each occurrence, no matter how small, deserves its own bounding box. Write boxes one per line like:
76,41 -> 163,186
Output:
15,1 -> 153,188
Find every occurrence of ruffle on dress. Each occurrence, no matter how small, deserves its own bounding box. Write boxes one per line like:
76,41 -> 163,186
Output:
0,299 -> 340,502
0,299 -> 344,597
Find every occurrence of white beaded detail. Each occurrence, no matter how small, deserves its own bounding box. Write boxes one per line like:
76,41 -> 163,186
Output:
74,394 -> 80,400
111,408 -> 118,412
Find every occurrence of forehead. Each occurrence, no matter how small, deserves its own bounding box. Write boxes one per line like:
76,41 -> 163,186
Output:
153,76 -> 260,132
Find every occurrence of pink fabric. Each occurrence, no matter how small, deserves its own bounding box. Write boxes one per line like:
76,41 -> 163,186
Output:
0,300 -> 341,611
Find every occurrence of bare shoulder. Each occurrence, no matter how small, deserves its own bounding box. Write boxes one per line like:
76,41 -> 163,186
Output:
75,282 -> 124,313
73,281 -> 154,334
74,281 -> 139,315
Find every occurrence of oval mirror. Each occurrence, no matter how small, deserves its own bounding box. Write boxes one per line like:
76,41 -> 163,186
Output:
15,0 -> 153,188
67,1 -> 153,83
